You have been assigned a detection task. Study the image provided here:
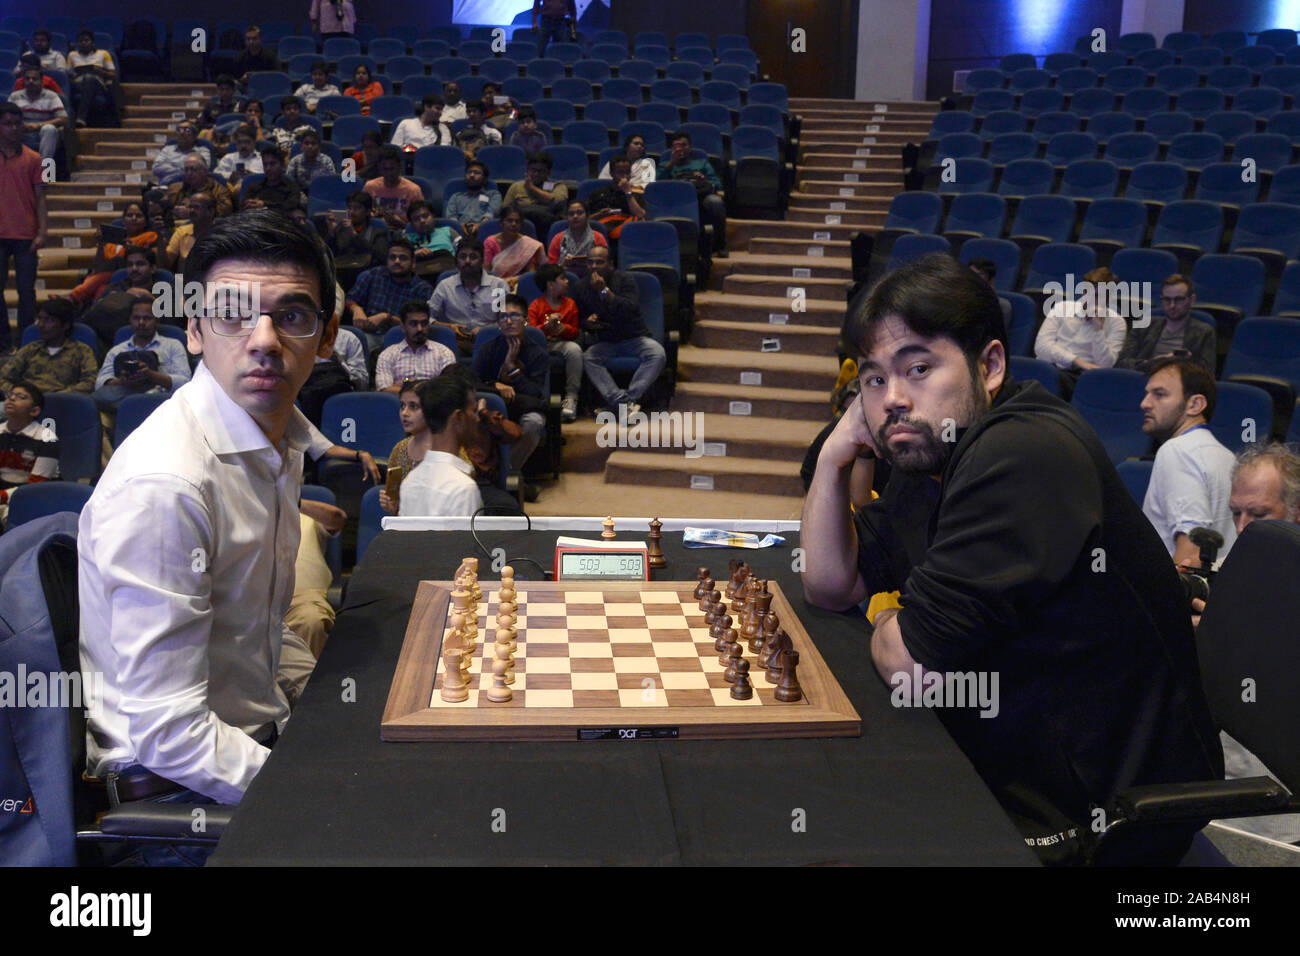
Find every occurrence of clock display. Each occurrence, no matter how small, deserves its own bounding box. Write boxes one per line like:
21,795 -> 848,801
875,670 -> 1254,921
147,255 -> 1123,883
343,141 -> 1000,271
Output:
559,551 -> 646,579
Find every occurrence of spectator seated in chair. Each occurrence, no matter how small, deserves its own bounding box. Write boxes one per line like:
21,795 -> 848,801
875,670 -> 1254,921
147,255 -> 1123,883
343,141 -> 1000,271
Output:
343,64 -> 383,116
444,159 -> 501,238
165,154 -> 236,219
471,294 -> 548,473
1116,273 -> 1217,375
1,297 -> 98,396
374,300 -> 457,393
0,381 -> 58,529
294,62 -> 341,115
504,150 -> 569,237
67,204 -> 167,318
441,81 -> 468,126
427,238 -> 511,356
214,125 -> 264,188
165,191 -> 219,275
241,146 -> 304,215
379,375 -> 485,518
8,65 -> 66,163
1033,266 -> 1127,400
403,200 -> 458,277
585,153 -> 646,241
547,199 -> 608,280
197,74 -> 247,135
507,107 -> 547,156
92,298 -> 190,417
484,204 -> 545,291
67,29 -> 118,129
364,145 -> 425,230
526,263 -> 582,422
151,120 -> 212,187
659,129 -> 727,256
598,133 -> 656,192
345,237 -> 435,350
575,245 -> 665,415
391,94 -> 453,150
286,129 -> 337,191
454,99 -> 503,161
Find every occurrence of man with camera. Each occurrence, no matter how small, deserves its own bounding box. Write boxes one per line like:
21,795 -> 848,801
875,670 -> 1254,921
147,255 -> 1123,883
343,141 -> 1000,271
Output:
1139,357 -> 1237,569
92,298 -> 190,415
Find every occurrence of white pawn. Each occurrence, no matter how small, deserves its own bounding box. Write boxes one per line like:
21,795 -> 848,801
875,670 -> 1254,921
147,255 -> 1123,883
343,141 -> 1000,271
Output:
485,649 -> 513,702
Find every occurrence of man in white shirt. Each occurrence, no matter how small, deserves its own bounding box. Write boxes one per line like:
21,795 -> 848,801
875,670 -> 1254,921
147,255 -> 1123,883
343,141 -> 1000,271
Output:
8,66 -> 66,162
92,298 -> 191,413
79,210 -> 333,852
293,62 -> 341,114
12,30 -> 67,75
67,29 -> 117,128
398,375 -> 484,517
375,300 -> 457,391
1140,357 -> 1237,567
441,81 -> 469,126
151,120 -> 212,186
1034,266 -> 1128,400
214,125 -> 264,186
391,93 -> 452,150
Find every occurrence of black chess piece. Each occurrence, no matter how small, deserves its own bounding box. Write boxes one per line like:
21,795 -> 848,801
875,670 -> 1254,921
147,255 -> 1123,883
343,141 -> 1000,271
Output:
712,613 -> 733,652
765,632 -> 791,684
697,579 -> 716,611
758,612 -> 781,669
731,659 -> 754,700
723,643 -> 743,683
693,567 -> 711,600
775,648 -> 802,702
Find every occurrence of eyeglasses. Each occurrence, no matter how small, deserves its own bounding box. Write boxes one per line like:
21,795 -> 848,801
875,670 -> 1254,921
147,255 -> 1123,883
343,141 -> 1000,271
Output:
498,314 -> 525,325
201,308 -> 324,338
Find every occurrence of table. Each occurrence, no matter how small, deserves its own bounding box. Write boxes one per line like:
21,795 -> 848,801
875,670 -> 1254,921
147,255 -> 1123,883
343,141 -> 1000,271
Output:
210,527 -> 1038,865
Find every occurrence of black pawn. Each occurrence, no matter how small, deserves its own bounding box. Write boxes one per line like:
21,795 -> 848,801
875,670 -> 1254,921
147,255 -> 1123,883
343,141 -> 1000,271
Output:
723,643 -> 743,683
730,659 -> 754,700
697,580 -> 716,611
693,567 -> 711,600
712,613 -> 733,652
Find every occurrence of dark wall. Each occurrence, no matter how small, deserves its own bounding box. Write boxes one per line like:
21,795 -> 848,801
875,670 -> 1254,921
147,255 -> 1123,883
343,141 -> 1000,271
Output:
926,0 -> 1123,98
1,1 -> 457,33
1185,0 -> 1300,36
611,0 -> 747,40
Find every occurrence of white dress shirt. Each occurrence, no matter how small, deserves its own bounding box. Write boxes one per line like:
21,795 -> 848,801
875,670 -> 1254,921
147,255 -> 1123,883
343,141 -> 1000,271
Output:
391,117 -> 452,149
398,450 -> 483,517
215,150 -> 264,180
79,361 -> 317,804
1142,424 -> 1238,560
1034,299 -> 1127,370
321,324 -> 369,390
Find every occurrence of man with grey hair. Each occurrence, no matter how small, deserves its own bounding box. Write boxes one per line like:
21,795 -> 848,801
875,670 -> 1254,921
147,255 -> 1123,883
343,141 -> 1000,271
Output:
1229,442 -> 1300,534
165,153 -> 235,217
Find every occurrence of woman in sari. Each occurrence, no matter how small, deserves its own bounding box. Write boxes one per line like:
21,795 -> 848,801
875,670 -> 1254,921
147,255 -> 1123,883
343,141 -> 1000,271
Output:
483,205 -> 545,290
344,64 -> 383,115
545,199 -> 608,280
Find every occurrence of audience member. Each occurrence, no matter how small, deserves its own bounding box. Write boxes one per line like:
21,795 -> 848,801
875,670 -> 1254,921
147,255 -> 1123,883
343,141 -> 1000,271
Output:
444,159 -> 501,236
67,203 -> 165,312
1034,266 -> 1127,399
438,363 -> 524,512
67,30 -> 117,128
92,299 -> 190,416
484,205 -> 544,289
0,101 -> 45,356
197,74 -> 246,132
321,190 -> 389,282
428,239 -> 511,354
311,0 -> 357,41
350,129 -> 384,180
480,82 -> 512,129
166,154 -> 235,217
658,130 -> 726,255
527,263 -> 581,420
286,129 -> 336,190
346,238 -> 435,345
585,154 -> 645,238
471,293 -> 548,470
403,199 -> 458,276
241,146 -> 304,214
547,199 -> 607,279
8,66 -> 66,163
391,94 -> 452,149
455,99 -> 503,159
1140,357 -> 1237,565
80,246 -> 161,347
0,381 -> 58,528
8,53 -> 63,94
1,298 -> 98,395
343,64 -> 383,116
240,98 -> 267,139
293,62 -> 341,115
575,246 -> 665,414
214,124 -> 264,186
441,81 -> 468,125
598,133 -> 655,190
268,96 -> 312,153
1229,442 -> 1300,534
508,107 -> 547,155
503,151 -> 568,236
533,0 -> 578,57
15,30 -> 67,75
380,376 -> 485,517
1117,274 -> 1217,374
232,25 -> 279,92
375,301 -> 457,392
364,145 -> 424,228
166,191 -> 219,272
151,120 -> 212,186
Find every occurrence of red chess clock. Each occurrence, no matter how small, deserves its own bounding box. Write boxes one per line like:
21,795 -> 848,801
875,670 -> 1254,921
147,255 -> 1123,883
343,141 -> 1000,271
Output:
553,536 -> 650,581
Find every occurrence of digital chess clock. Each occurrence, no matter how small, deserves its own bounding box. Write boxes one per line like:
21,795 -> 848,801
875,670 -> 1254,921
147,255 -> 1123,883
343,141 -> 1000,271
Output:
554,536 -> 650,581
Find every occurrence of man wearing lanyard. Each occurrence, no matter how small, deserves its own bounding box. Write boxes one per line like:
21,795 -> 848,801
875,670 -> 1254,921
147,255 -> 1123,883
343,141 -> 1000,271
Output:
1139,357 -> 1237,567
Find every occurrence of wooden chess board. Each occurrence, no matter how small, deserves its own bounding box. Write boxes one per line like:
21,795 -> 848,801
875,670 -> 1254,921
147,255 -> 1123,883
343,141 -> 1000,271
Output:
381,580 -> 861,741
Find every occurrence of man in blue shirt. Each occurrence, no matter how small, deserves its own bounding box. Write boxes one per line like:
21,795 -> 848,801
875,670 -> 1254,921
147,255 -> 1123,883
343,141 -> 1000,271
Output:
344,238 -> 434,350
93,298 -> 191,415
658,129 -> 728,257
443,161 -> 501,237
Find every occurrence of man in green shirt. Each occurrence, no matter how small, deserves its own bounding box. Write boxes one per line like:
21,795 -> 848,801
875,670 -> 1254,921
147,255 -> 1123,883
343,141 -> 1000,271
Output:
1,297 -> 98,395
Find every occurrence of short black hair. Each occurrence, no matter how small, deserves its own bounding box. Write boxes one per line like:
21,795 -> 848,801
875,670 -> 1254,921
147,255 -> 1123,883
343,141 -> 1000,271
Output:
399,300 -> 431,321
378,144 -> 403,166
388,236 -> 416,256
417,375 -> 474,434
0,103 -> 22,122
245,99 -> 263,112
421,93 -> 445,109
260,145 -> 284,164
467,159 -> 489,178
280,95 -> 302,110
360,129 -> 383,147
216,73 -> 237,87
1148,357 -> 1218,422
234,124 -> 257,141
125,246 -> 156,266
407,199 -> 434,220
503,293 -> 529,313
310,61 -> 328,74
32,28 -> 51,41
346,189 -> 372,209
300,128 -> 321,144
185,208 -> 337,329
40,297 -> 77,327
467,99 -> 485,113
670,129 -> 692,145
608,152 -> 631,169
458,237 -> 485,257
535,263 -> 565,290
77,29 -> 94,41
517,106 -> 537,122
527,150 -> 552,170
9,380 -> 44,412
845,251 -> 1007,366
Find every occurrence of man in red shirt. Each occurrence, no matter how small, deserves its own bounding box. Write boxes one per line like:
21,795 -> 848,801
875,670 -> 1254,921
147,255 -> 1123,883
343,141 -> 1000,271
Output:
0,102 -> 48,356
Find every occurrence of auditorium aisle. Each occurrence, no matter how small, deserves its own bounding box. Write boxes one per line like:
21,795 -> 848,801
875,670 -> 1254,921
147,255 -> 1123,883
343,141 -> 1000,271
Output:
540,96 -> 937,519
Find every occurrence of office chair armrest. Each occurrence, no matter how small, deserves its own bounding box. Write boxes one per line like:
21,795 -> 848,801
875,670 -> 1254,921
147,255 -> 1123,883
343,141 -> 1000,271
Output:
1113,775 -> 1292,825
97,800 -> 237,842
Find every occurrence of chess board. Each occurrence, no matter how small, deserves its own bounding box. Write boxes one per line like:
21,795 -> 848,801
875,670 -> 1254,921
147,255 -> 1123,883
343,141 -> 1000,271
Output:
381,580 -> 861,741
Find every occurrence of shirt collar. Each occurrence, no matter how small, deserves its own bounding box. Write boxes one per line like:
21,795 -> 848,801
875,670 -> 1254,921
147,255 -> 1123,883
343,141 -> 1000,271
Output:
422,450 -> 473,475
184,361 -> 312,457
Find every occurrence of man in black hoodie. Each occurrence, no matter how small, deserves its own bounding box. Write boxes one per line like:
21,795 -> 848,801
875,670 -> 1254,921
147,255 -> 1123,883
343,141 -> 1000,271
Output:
802,253 -> 1223,865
